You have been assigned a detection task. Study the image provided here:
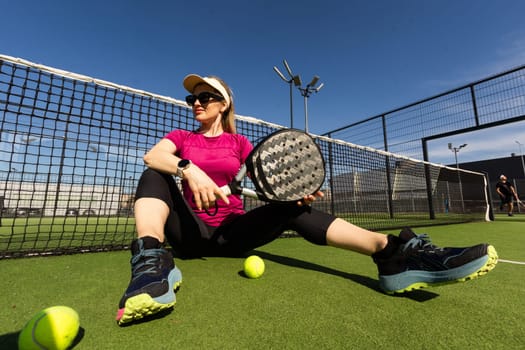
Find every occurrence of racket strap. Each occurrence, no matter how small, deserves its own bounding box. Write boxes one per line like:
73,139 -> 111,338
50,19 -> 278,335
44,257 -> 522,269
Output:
204,203 -> 219,217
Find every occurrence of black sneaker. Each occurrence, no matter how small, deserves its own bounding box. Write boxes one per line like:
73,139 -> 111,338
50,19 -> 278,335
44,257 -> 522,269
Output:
116,237 -> 182,325
372,228 -> 498,294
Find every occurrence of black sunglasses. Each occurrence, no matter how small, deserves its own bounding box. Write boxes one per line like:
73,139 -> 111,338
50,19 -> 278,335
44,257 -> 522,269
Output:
185,92 -> 224,106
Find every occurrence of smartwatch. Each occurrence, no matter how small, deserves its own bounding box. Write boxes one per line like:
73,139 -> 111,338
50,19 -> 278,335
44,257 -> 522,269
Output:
176,159 -> 192,178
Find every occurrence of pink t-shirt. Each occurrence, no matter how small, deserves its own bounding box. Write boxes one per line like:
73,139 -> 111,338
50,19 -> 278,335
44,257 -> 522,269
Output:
164,130 -> 253,227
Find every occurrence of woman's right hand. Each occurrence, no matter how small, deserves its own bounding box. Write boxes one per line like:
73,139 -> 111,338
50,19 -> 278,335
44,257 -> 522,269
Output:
143,138 -> 230,210
183,164 -> 230,210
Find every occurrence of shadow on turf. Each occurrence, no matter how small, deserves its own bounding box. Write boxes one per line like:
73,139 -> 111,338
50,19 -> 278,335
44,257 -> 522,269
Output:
494,213 -> 525,222
118,308 -> 175,327
0,327 -> 85,349
0,331 -> 18,349
252,250 -> 439,302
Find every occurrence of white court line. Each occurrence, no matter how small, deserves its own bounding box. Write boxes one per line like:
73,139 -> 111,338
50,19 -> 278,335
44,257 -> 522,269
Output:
498,259 -> 525,265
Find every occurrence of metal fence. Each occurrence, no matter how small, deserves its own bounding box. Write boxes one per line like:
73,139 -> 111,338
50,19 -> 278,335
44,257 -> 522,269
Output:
324,64 -> 525,161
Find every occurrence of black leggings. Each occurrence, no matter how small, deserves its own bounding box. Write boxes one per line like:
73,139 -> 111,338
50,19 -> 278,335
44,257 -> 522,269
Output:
135,168 -> 336,257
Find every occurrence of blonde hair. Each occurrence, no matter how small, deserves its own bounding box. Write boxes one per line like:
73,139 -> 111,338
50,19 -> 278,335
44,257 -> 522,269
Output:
207,76 -> 236,134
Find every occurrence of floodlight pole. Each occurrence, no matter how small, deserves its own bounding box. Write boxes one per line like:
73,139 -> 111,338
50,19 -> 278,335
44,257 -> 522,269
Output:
273,60 -> 301,128
448,143 -> 467,212
516,140 -> 525,179
297,76 -> 324,133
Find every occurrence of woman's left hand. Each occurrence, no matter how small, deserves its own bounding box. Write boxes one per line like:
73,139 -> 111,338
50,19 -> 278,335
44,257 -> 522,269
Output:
297,191 -> 324,206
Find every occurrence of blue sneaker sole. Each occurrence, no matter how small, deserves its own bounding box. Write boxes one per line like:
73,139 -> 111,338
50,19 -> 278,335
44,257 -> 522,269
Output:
379,245 -> 498,294
116,267 -> 182,325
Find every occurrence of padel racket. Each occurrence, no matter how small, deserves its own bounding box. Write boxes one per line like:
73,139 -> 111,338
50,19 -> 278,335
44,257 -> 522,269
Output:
517,199 -> 525,209
220,129 -> 325,203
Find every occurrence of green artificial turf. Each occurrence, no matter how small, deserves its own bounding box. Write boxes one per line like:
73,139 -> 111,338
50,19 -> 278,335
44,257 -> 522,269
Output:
0,216 -> 524,349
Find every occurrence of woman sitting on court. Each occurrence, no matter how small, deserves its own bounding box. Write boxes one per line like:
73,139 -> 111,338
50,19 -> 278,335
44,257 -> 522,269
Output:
115,74 -> 498,325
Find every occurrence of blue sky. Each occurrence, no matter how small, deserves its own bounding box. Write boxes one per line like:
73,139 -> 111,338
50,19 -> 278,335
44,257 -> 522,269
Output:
1,0 -> 525,165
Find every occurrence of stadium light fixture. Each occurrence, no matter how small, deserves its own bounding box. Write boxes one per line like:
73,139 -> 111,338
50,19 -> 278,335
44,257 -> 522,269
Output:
273,59 -> 301,128
308,76 -> 319,87
448,143 -> 468,166
297,75 -> 324,133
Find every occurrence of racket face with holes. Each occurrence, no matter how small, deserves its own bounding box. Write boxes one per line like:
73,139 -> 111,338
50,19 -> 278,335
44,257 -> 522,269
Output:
245,129 -> 325,202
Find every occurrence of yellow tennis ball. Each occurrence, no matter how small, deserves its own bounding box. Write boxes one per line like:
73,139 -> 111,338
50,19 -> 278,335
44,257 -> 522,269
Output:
244,255 -> 265,279
18,305 -> 80,350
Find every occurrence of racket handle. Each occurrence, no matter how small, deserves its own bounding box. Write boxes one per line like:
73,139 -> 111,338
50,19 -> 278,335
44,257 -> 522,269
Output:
240,188 -> 258,199
220,164 -> 260,199
219,184 -> 259,199
234,164 -> 247,181
220,184 -> 232,196
220,164 -> 249,196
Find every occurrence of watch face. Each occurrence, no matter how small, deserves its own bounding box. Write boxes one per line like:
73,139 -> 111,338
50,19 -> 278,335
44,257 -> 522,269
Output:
178,159 -> 190,168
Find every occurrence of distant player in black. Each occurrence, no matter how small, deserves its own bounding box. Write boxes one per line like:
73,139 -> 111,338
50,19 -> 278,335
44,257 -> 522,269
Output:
495,175 -> 518,216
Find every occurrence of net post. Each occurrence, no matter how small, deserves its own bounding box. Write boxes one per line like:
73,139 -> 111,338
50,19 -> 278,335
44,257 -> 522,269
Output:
325,134 -> 335,216
381,115 -> 394,219
0,195 -> 4,227
481,171 -> 494,221
422,139 -> 436,220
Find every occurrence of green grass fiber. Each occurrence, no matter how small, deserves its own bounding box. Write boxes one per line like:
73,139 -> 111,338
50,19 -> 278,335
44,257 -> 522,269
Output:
1,215 -> 524,349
